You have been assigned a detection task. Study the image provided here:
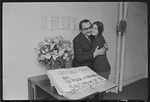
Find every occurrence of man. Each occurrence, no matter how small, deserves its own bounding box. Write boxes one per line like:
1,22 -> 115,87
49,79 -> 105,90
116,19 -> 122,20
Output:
72,19 -> 105,99
73,19 -> 105,69
72,19 -> 106,100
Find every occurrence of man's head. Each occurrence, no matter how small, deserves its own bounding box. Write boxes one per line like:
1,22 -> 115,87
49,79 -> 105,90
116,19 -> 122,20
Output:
79,19 -> 92,36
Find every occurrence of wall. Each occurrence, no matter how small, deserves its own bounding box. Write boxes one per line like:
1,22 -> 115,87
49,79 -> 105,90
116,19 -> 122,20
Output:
122,2 -> 147,86
3,2 -> 119,100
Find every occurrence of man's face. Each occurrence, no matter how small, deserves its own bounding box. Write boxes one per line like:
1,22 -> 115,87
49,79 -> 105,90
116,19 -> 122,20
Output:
81,22 -> 91,36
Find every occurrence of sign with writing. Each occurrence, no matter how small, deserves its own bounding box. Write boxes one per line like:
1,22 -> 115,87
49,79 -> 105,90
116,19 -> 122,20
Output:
47,66 -> 106,95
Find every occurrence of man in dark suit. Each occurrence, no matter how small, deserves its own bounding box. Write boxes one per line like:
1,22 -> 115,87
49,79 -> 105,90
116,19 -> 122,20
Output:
72,19 -> 106,100
72,19 -> 105,69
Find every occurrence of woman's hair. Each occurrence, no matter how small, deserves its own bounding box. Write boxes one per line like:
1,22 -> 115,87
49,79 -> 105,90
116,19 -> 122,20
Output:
92,21 -> 104,34
79,19 -> 91,30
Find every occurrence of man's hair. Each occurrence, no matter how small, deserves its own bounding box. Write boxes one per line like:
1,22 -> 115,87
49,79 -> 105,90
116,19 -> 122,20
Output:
79,19 -> 91,30
92,21 -> 104,34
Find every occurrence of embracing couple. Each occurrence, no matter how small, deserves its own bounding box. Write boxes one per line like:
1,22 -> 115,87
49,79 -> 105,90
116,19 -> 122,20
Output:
72,19 -> 111,100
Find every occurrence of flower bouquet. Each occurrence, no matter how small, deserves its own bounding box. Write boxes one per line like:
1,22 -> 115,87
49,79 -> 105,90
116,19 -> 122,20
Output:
35,35 -> 74,69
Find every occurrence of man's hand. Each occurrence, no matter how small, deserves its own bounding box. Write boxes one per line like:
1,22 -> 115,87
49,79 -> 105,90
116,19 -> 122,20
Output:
104,41 -> 108,51
93,46 -> 105,58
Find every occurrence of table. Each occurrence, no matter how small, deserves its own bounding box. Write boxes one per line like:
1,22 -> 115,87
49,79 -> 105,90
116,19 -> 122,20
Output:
28,74 -> 116,100
28,74 -> 99,100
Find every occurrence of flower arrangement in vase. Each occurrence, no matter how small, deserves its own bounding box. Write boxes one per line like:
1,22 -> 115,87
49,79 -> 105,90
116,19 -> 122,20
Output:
35,35 -> 74,69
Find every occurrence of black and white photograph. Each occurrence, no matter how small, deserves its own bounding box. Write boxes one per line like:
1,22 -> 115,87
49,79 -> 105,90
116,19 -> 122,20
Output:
2,2 -> 148,101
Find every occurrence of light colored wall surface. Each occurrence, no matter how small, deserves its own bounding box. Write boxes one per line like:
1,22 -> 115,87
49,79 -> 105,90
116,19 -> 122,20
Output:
122,2 -> 147,86
3,2 -> 147,100
3,2 -> 118,100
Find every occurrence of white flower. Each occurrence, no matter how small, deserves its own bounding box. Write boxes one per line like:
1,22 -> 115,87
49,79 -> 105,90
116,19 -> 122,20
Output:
45,48 -> 49,52
50,43 -> 55,50
44,42 -> 48,45
37,51 -> 41,54
54,50 -> 58,54
66,47 -> 71,51
40,55 -> 46,60
64,53 -> 68,57
72,55 -> 74,59
63,53 -> 68,60
63,56 -> 66,59
63,43 -> 67,47
42,50 -> 46,54
46,53 -> 51,59
66,57 -> 69,62
53,55 -> 58,60
59,49 -> 64,56
54,39 -> 59,43
47,38 -> 51,42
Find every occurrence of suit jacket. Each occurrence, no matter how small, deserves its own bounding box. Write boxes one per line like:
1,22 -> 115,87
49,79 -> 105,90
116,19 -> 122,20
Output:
83,34 -> 111,72
72,33 -> 94,69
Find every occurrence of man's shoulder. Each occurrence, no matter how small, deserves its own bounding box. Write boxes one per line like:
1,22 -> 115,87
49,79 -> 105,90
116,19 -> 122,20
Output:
73,33 -> 82,41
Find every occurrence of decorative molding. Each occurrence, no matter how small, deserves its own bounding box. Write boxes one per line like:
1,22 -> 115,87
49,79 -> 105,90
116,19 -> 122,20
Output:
145,59 -> 148,78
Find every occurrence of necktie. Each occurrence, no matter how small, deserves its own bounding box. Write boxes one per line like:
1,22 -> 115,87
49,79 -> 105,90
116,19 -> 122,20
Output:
88,36 -> 91,42
89,35 -> 95,43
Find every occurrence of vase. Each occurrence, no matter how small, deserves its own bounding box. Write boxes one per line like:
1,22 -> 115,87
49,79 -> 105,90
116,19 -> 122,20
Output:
65,59 -> 73,68
47,59 -> 72,69
47,62 -> 65,70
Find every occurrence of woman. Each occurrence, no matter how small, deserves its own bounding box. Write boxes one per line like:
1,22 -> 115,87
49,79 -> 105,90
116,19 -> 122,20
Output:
84,21 -> 111,79
88,21 -> 111,100
91,21 -> 110,79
